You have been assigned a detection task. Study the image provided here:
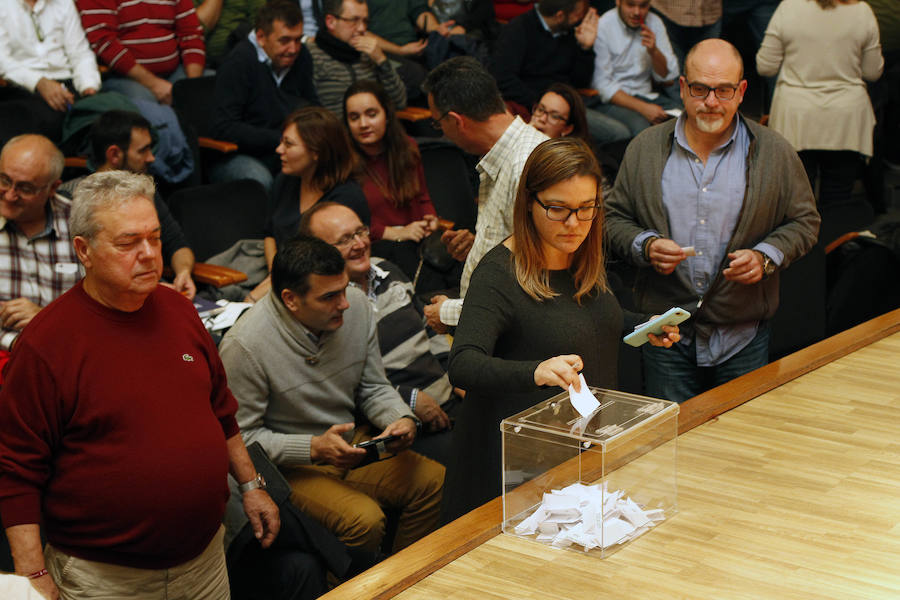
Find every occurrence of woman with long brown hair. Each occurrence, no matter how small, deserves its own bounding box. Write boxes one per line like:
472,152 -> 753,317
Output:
247,107 -> 369,302
342,80 -> 438,243
445,137 -> 678,519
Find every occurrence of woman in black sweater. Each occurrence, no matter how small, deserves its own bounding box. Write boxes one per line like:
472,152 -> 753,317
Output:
445,137 -> 678,519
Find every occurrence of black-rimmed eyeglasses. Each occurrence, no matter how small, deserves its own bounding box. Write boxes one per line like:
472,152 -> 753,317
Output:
686,82 -> 739,100
533,196 -> 600,222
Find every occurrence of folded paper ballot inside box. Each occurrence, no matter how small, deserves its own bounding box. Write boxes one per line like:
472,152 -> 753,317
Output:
502,387 -> 678,557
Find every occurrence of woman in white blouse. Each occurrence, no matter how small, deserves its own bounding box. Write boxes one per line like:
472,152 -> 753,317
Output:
756,0 -> 883,208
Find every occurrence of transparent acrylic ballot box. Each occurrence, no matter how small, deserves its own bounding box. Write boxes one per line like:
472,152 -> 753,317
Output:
501,387 -> 678,557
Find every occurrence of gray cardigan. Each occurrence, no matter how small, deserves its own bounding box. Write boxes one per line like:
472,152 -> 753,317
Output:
605,115 -> 820,327
219,286 -> 414,466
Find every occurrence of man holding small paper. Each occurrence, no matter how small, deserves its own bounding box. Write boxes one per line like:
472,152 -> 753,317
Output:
605,39 -> 819,403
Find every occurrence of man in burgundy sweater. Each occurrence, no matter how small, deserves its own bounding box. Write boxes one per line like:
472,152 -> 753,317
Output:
0,170 -> 279,599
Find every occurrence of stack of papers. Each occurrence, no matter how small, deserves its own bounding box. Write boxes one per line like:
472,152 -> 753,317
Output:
512,482 -> 665,551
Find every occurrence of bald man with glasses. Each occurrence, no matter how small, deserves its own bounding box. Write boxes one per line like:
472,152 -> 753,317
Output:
0,135 -> 80,355
605,39 -> 819,403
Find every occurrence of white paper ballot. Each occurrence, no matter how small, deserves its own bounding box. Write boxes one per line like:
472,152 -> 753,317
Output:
568,373 -> 599,417
511,482 -> 664,552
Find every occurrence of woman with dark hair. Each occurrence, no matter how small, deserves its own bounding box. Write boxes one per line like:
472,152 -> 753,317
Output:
246,106 -> 369,302
756,0 -> 883,209
529,82 -> 590,144
342,80 -> 438,243
445,137 -> 679,518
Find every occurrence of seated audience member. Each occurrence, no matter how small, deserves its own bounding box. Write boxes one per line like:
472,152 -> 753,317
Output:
421,57 -> 547,332
491,0 -> 631,145
0,169 -> 278,600
246,107 -> 369,302
604,39 -> 820,403
446,137 -> 680,520
59,111 -> 197,299
530,82 -> 591,143
343,81 -> 437,243
211,0 -> 320,190
308,0 -> 407,117
592,0 -> 681,136
76,0 -> 206,105
299,203 -> 457,463
218,235 -> 444,554
0,0 -> 100,144
0,135 -> 79,354
366,0 -> 462,99
193,0 -> 266,67
429,0 -> 499,40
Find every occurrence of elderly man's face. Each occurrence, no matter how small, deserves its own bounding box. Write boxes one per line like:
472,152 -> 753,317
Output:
309,205 -> 371,283
680,45 -> 747,139
0,144 -> 57,229
77,197 -> 163,305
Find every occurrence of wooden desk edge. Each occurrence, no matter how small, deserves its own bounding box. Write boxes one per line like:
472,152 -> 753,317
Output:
322,307 -> 900,599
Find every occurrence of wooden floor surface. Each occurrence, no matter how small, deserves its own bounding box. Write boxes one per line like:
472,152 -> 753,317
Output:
392,332 -> 900,600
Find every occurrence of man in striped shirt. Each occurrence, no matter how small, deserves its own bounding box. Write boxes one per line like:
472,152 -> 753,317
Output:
76,0 -> 206,104
0,135 -> 81,355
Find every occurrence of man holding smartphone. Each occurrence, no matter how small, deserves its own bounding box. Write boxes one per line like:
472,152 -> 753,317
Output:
605,39 -> 819,403
219,235 -> 444,556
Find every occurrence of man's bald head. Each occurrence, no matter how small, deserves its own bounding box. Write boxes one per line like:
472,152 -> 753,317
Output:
684,39 -> 744,82
1,134 -> 65,182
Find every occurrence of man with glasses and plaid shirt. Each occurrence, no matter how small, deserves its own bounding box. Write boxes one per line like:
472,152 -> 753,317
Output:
0,135 -> 80,361
605,39 -> 819,403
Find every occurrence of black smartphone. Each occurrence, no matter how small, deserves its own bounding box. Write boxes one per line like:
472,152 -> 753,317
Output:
353,435 -> 400,468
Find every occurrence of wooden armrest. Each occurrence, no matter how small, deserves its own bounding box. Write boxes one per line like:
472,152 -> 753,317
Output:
759,114 -> 769,126
0,77 -> 7,87
198,137 -> 238,153
397,106 -> 432,122
163,263 -> 248,287
577,88 -> 599,97
824,231 -> 861,255
192,263 -> 248,287
65,156 -> 88,169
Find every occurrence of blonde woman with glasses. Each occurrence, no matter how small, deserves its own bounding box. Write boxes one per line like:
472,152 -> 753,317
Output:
444,137 -> 679,520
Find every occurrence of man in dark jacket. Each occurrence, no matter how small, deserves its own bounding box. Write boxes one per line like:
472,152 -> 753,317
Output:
210,0 -> 319,191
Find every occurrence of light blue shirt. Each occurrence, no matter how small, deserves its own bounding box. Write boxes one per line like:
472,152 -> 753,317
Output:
633,115 -> 782,366
591,9 -> 678,103
248,30 -> 290,87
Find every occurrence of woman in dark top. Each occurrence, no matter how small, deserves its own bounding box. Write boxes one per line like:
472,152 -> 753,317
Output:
445,137 -> 679,519
342,80 -> 438,243
248,107 -> 369,302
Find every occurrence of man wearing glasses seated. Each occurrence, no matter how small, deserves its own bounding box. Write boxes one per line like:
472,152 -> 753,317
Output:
0,135 -> 80,362
605,39 -> 820,403
591,0 -> 681,137
307,0 -> 408,117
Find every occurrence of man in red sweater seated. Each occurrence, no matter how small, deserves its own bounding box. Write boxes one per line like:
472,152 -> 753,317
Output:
75,0 -> 207,104
0,170 -> 280,599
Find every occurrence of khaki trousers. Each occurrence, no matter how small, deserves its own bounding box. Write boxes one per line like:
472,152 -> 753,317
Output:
284,437 -> 444,555
44,525 -> 229,600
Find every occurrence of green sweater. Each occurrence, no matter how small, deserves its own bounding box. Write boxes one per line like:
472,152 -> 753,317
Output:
219,286 -> 414,466
194,0 -> 265,65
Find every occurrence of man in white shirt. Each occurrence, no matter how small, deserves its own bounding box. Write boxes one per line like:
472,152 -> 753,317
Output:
0,0 -> 100,143
591,0 -> 680,136
421,57 -> 547,332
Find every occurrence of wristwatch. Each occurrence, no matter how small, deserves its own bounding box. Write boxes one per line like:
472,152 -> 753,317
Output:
757,251 -> 776,279
238,473 -> 266,494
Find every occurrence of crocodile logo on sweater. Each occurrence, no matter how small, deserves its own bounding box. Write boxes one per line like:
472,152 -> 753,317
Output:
182,354 -> 194,362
